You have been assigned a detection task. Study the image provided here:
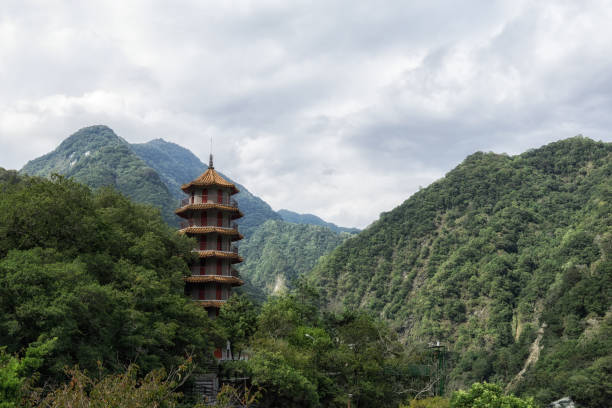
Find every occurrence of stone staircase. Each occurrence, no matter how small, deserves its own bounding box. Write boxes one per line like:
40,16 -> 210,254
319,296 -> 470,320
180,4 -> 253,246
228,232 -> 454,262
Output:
193,372 -> 219,404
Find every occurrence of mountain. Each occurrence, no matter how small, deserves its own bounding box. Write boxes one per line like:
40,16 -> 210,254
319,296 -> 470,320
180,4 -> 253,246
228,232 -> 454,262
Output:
309,136 -> 611,406
130,138 -> 281,236
21,126 -> 176,223
277,209 -> 360,234
237,219 -> 352,295
19,125 -> 346,302
21,126 -> 282,234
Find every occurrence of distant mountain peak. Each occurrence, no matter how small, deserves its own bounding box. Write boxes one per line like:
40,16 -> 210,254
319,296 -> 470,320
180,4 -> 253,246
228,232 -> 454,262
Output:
277,209 -> 360,234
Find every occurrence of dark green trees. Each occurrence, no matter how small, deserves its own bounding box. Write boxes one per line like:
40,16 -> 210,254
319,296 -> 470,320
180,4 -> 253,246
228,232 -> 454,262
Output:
0,170 -> 219,382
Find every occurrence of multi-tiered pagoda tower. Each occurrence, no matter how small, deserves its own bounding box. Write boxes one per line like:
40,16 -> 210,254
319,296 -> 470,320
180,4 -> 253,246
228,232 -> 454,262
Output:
176,156 -> 244,323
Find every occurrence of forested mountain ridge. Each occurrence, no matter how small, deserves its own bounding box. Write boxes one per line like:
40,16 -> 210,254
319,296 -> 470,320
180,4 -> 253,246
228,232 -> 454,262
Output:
278,209 -> 360,234
21,126 -> 176,223
309,136 -> 611,406
19,125 -> 349,300
21,126 -> 282,234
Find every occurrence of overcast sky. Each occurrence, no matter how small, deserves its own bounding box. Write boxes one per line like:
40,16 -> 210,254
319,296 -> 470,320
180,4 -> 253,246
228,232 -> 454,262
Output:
1,1 -> 611,228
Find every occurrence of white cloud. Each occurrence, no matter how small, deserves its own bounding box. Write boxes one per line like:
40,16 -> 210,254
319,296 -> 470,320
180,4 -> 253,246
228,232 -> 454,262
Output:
1,0 -> 611,228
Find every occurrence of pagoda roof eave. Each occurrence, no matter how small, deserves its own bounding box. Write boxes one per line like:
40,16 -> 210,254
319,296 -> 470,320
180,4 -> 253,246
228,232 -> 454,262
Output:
175,203 -> 243,219
193,250 -> 244,263
179,227 -> 243,241
184,275 -> 244,286
181,168 -> 239,195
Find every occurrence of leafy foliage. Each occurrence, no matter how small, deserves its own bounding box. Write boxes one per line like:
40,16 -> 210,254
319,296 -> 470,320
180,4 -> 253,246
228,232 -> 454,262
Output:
402,396 -> 450,408
0,339 -> 55,408
0,170 -> 220,383
218,294 -> 258,360
31,363 -> 188,408
223,282 -> 424,408
450,382 -> 535,408
309,137 -> 611,406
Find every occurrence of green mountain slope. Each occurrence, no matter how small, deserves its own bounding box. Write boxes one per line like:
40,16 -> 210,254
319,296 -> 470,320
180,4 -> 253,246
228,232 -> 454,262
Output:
277,209 -> 360,234
21,125 -> 176,223
309,136 -> 611,406
130,138 -> 281,236
21,126 -> 282,234
238,219 -> 351,295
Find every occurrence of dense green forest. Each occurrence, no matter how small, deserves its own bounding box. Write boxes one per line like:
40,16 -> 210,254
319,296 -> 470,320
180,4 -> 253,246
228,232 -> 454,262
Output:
219,285 -> 429,408
0,168 -> 220,383
0,170 -> 441,407
7,134 -> 611,407
310,137 -> 611,407
237,220 -> 352,295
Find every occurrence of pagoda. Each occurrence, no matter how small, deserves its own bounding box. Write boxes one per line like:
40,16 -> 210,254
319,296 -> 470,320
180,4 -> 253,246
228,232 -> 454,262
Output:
176,155 -> 244,325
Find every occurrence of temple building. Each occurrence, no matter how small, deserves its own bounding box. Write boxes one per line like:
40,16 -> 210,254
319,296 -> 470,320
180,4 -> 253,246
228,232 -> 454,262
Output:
176,156 -> 244,340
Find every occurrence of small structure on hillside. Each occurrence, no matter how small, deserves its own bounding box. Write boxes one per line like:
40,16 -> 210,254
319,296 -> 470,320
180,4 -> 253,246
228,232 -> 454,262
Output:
175,154 -> 245,361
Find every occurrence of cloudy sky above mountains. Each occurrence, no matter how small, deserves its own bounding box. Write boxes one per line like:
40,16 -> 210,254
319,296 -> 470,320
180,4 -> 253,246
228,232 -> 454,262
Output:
1,1 -> 612,228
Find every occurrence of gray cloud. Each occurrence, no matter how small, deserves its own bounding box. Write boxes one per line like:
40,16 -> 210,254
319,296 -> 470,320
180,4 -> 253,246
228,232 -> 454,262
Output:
1,0 -> 611,228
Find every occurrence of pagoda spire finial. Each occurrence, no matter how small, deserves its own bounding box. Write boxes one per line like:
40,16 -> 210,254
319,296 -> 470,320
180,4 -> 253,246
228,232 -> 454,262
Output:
209,136 -> 214,169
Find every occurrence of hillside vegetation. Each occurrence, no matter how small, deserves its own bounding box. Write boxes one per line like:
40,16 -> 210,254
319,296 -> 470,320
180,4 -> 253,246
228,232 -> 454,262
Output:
0,169 -> 218,382
238,220 -> 351,295
21,126 -> 176,224
309,137 -> 611,407
21,126 -> 282,234
20,126 -> 349,301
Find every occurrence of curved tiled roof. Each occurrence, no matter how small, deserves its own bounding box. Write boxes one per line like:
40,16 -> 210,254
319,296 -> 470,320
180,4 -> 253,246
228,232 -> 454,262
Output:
184,275 -> 244,286
181,168 -> 239,194
175,203 -> 244,219
179,227 -> 243,241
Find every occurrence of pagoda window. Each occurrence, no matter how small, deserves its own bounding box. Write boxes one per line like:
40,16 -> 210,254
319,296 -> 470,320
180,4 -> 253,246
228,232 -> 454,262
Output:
217,190 -> 223,204
200,237 -> 207,251
199,265 -> 205,275
198,289 -> 205,300
201,212 -> 207,226
191,191 -> 195,204
188,218 -> 194,227
216,260 -> 222,275
217,236 -> 222,251
217,212 -> 223,227
202,189 -> 208,203
216,284 -> 222,300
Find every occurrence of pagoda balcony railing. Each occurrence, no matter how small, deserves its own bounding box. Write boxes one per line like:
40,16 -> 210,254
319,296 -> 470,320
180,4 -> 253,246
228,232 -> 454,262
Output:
189,268 -> 241,277
180,221 -> 238,230
192,246 -> 239,255
180,197 -> 238,208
